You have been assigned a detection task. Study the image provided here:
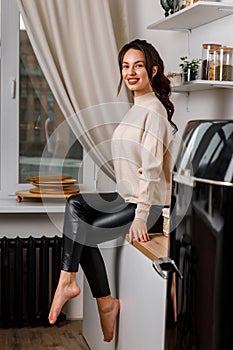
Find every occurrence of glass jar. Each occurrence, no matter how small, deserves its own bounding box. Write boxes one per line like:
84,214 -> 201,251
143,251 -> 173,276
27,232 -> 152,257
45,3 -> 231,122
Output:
215,47 -> 233,81
201,43 -> 222,80
186,0 -> 194,6
207,49 -> 218,80
179,0 -> 187,10
173,0 -> 181,12
162,208 -> 170,237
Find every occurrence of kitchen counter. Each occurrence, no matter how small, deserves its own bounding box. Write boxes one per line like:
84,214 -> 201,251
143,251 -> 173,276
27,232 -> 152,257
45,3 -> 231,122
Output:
128,233 -> 169,260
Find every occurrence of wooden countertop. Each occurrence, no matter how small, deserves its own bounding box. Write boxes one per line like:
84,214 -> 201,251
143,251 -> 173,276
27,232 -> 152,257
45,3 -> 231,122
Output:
127,234 -> 169,261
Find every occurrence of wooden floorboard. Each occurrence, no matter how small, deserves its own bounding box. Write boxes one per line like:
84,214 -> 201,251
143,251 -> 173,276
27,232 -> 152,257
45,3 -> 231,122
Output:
0,320 -> 90,350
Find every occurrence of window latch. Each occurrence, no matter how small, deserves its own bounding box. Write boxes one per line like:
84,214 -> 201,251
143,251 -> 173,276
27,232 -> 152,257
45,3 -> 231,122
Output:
10,78 -> 16,99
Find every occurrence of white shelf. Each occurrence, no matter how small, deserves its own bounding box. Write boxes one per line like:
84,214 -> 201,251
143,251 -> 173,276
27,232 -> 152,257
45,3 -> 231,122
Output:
172,79 -> 233,92
148,2 -> 233,31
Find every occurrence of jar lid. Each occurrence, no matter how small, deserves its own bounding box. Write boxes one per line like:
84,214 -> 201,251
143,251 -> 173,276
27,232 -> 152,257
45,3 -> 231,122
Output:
202,43 -> 222,49
215,47 -> 233,52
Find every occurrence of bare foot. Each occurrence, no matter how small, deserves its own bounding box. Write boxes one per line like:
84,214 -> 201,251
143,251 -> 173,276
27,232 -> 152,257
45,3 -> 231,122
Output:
48,271 -> 80,324
97,296 -> 120,342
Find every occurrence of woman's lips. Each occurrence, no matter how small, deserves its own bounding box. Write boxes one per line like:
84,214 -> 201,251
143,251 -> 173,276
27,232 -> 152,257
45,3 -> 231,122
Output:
127,78 -> 139,85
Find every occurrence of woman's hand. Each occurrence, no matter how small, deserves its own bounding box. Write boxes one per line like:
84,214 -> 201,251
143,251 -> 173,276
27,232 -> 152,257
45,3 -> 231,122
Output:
129,219 -> 150,243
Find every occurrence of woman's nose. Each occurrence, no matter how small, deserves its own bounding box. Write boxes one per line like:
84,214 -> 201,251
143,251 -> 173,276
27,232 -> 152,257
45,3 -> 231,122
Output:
128,66 -> 136,75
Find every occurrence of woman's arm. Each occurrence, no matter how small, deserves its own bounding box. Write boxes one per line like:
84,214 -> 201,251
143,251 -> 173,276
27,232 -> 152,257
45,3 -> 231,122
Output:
130,113 -> 171,242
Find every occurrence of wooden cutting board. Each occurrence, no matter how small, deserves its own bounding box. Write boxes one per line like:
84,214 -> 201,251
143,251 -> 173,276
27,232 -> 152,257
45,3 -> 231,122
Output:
25,175 -> 73,182
15,188 -> 80,202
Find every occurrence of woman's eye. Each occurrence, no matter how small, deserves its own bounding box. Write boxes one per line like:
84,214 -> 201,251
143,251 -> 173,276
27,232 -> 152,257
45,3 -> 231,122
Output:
122,65 -> 129,69
135,64 -> 143,68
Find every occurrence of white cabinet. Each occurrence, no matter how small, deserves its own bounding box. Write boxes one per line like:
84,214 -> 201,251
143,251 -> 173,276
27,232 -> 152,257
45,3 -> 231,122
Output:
82,240 -> 167,350
117,242 -> 167,350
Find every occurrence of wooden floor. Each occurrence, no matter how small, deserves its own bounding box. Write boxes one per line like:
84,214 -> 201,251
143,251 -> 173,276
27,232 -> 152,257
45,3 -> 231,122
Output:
0,320 -> 90,350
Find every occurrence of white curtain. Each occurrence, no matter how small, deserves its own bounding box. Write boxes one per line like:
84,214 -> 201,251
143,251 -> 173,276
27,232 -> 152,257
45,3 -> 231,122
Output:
16,0 -> 130,180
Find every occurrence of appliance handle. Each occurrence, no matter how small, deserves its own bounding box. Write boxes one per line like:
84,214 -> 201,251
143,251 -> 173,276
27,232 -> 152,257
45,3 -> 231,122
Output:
152,257 -> 183,280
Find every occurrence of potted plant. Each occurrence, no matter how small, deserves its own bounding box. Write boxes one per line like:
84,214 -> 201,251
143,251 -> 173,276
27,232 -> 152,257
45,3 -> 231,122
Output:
179,56 -> 201,82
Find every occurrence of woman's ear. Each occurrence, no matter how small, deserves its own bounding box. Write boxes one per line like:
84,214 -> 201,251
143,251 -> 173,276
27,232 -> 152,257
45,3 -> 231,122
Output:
152,66 -> 158,77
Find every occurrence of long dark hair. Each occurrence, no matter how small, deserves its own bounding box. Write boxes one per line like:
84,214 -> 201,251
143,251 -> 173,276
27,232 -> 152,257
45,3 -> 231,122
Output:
118,39 -> 177,133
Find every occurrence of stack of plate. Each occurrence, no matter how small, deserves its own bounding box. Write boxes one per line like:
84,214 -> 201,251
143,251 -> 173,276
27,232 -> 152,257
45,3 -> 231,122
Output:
26,175 -> 80,196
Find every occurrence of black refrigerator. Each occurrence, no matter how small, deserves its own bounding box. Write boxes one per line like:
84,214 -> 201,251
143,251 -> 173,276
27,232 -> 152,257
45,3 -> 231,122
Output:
165,119 -> 233,350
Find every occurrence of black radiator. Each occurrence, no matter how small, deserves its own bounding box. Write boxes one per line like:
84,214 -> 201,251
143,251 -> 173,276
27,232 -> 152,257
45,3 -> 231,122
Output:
0,235 -> 65,327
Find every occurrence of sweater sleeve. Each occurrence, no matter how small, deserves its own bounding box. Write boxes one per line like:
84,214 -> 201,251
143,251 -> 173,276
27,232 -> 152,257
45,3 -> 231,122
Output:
134,113 -> 169,222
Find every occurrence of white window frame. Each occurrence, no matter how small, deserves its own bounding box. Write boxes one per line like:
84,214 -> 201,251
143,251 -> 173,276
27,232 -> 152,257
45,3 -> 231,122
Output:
0,0 -> 95,199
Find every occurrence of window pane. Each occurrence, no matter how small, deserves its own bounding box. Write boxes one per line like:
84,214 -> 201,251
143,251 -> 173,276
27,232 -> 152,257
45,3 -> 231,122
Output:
19,16 -> 83,183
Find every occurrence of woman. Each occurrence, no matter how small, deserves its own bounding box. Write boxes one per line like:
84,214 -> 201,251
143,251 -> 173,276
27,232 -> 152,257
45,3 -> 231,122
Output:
48,39 -> 177,342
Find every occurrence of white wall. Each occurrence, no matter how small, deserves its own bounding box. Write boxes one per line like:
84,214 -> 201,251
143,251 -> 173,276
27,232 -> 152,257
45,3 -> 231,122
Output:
126,0 -> 233,138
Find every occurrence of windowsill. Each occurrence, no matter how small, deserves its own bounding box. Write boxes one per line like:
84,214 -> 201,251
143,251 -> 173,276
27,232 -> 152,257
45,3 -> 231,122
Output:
0,190 -> 103,214
0,197 -> 66,213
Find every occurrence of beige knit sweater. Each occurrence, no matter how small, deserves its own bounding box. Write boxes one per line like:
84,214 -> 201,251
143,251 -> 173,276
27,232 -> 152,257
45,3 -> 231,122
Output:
111,92 -> 174,222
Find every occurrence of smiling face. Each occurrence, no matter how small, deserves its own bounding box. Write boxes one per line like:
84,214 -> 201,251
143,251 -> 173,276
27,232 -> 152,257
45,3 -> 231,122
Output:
122,48 -> 157,97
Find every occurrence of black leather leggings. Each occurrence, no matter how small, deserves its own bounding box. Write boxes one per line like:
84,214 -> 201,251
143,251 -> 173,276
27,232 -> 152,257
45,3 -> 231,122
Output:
61,192 -> 163,298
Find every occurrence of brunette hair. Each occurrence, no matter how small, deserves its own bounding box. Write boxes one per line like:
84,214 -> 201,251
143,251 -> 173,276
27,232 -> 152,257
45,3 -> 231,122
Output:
118,39 -> 177,132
